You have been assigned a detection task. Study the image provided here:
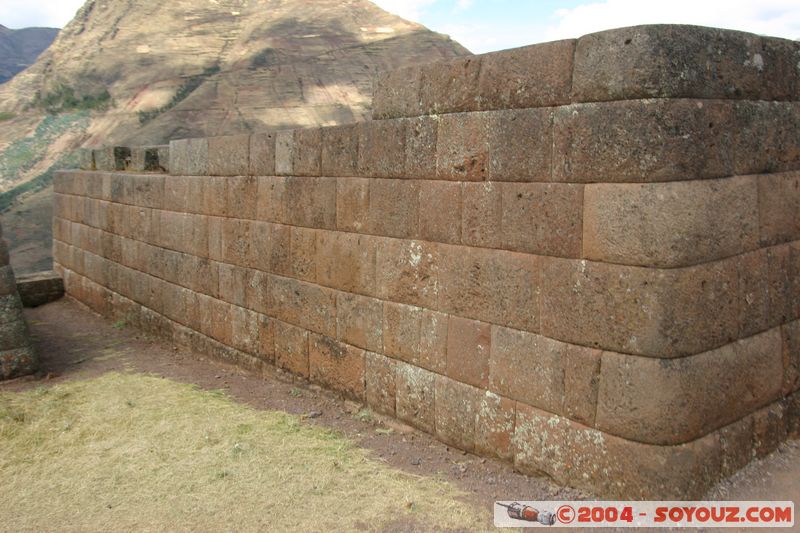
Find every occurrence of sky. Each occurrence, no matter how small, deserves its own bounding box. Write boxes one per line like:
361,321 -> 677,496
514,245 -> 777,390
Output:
1,0 -> 799,53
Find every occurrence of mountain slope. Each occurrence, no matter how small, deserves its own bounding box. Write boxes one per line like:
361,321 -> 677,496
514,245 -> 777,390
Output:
0,25 -> 58,84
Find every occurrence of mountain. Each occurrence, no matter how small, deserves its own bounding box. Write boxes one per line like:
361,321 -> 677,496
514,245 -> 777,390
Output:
0,24 -> 58,84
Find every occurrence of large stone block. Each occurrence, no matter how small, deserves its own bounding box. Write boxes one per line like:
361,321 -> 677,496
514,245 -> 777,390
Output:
335,178 -> 369,232
438,245 -> 540,332
292,127 -> 322,177
274,320 -> 310,377
783,320 -> 800,395
419,56 -> 481,115
274,130 -> 294,175
395,362 -> 436,433
225,176 -> 258,221
268,275 -> 336,337
255,176 -> 286,223
733,101 -> 800,175
284,177 -> 336,229
446,316 -> 491,389
365,351 -> 396,416
541,257 -> 739,358
357,119 -> 406,178
474,391 -> 516,461
487,108 -> 552,182
372,65 -> 421,120
249,132 -> 276,176
367,179 -> 419,239
335,292 -> 382,352
478,39 -> 574,111
404,116 -> 438,179
572,25 -> 798,102
94,146 -> 131,171
553,99 -> 733,183
316,232 -> 376,296
436,112 -> 488,181
758,171 -> 800,246
169,138 -> 208,176
583,176 -> 760,267
321,124 -> 358,176
309,334 -> 365,400
461,182 -> 501,248
596,329 -> 783,445
375,238 -> 440,309
382,302 -> 447,373
419,180 -> 461,244
434,375 -> 480,451
208,134 -> 250,176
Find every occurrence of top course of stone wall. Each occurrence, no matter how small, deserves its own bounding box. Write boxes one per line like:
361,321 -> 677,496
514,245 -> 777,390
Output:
373,24 -> 800,118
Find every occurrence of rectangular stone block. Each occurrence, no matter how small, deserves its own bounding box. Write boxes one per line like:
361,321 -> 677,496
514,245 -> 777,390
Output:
419,56 -> 481,115
487,108 -> 552,182
367,179 -> 419,239
572,26 -> 798,102
365,351 -> 396,416
438,245 -> 540,332
395,362 -> 435,433
461,182 -> 501,248
284,177 -> 336,229
475,391 -> 516,461
541,257 -> 739,358
734,101 -> 800,176
94,146 -> 131,171
164,175 -> 190,213
434,375 -> 480,452
419,180 -> 461,244
375,239 -> 440,309
288,226 -> 317,282
553,99 -> 733,183
268,275 -> 336,337
563,344 -> 602,427
169,138 -> 208,176
274,320 -> 309,377
357,119 -> 406,178
321,124 -> 358,176
230,306 -> 274,362
224,176 -> 258,221
309,333 -> 366,400
446,316 -> 491,389
336,292 -> 382,352
202,175 -> 229,216
316,232 -> 376,296
596,329 -> 783,445
255,176 -> 286,223
335,178 -> 369,232
208,134 -> 250,176
372,65 -> 421,119
584,176 -> 759,267
436,112 -> 488,181
275,130 -> 294,175
382,302 -> 447,374
405,116 -> 438,179
478,39 -> 574,110
783,320 -> 800,395
757,171 -> 800,246
292,127 -> 322,176
249,132 -> 276,176
78,148 -> 95,170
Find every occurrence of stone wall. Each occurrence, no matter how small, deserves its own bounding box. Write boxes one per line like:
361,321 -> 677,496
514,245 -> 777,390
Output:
0,221 -> 38,379
53,24 -> 800,498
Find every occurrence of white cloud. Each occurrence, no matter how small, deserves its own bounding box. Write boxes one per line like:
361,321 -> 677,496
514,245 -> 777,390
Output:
0,0 -> 84,29
371,0 -> 438,21
544,0 -> 800,42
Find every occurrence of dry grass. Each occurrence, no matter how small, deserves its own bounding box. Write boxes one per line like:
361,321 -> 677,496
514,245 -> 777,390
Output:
0,373 -> 491,532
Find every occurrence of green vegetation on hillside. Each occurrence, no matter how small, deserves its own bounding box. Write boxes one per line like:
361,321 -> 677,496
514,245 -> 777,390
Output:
31,84 -> 111,113
0,112 -> 16,121
138,65 -> 220,124
0,111 -> 88,211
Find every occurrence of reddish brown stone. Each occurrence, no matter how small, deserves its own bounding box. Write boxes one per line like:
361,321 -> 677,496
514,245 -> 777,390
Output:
419,180 -> 461,244
357,120 -> 406,178
404,116 -> 438,179
309,333 -> 366,400
461,182 -> 501,248
478,39 -> 574,110
434,375 -> 480,451
436,112 -> 488,181
169,138 -> 208,176
446,316 -> 490,389
475,391 -> 516,461
375,238 -> 440,309
316,232 -> 376,296
292,127 -> 322,177
487,108 -> 552,182
395,362 -> 435,433
274,320 -> 309,377
249,132 -> 276,176
321,124 -> 358,176
563,344 -> 602,426
255,176 -> 286,223
284,177 -> 336,229
419,56 -> 482,115
208,134 -> 250,176
335,178 -> 370,232
372,65 -> 422,119
757,171 -> 800,246
336,292 -> 382,352
268,275 -> 336,337
289,226 -> 317,282
367,179 -> 419,239
365,351 -> 396,416
783,320 -> 800,395
225,176 -> 258,221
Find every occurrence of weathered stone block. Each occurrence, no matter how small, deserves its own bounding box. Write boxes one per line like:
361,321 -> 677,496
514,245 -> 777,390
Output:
208,134 -> 250,176
274,320 -> 309,377
336,292 -> 382,352
288,226 -> 317,282
474,391 -> 516,461
404,116 -> 438,179
584,176 -> 760,267
201,176 -> 228,216
255,176 -> 286,223
164,175 -> 190,213
436,112 -> 488,181
419,56 -> 482,115
758,171 -> 800,246
596,329 -> 783,445
169,138 -> 208,176
367,179 -> 419,239
553,99 -> 733,183
395,362 -> 435,433
78,148 -> 95,170
563,344 -> 602,427
572,25 -> 798,102
365,351 -> 396,416
434,375 -> 480,451
274,130 -> 294,175
292,127 -> 322,176
268,275 -> 336,337
321,124 -> 358,176
478,39 -> 574,110
231,306 -> 274,362
382,302 -> 447,374
461,182 -> 501,248
249,132 -> 276,176
372,65 -> 421,119
316,232 -> 376,296
783,320 -> 800,395
419,180 -> 461,244
375,239 -> 440,309
94,146 -> 131,171
335,178 -> 369,232
284,177 -> 336,229
309,333 -> 365,400
16,270 -> 64,307
225,176 -> 258,221
357,119 -> 406,178
733,101 -> 800,176
446,316 -> 491,389
487,108 -> 552,182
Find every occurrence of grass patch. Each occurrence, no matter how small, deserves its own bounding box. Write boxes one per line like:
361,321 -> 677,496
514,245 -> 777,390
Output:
138,65 -> 220,125
0,111 -> 16,121
31,84 -> 111,114
0,373 -> 490,531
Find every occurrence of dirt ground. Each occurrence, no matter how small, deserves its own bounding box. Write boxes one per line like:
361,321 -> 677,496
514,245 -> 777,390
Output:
6,297 -> 800,531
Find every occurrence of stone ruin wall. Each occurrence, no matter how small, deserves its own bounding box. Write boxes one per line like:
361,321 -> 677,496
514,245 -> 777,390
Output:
0,221 -> 38,379
52,25 -> 800,498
